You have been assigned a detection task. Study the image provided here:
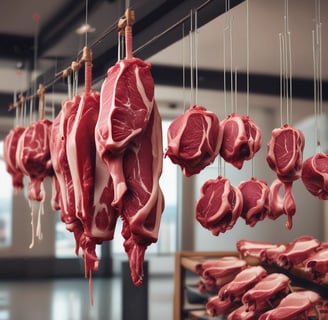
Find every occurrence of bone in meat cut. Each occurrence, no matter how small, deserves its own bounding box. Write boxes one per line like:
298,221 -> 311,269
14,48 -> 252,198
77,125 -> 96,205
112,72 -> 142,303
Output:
3,126 -> 26,192
66,48 -> 118,278
219,113 -> 261,169
238,177 -> 270,227
302,152 -> 328,200
196,176 -> 243,236
258,290 -> 321,320
95,15 -> 154,207
50,96 -> 84,254
266,124 -> 305,229
120,103 -> 164,286
165,105 -> 222,176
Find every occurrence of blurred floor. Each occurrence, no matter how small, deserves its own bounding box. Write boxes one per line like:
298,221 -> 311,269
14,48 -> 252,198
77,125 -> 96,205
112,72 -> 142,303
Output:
0,276 -> 174,320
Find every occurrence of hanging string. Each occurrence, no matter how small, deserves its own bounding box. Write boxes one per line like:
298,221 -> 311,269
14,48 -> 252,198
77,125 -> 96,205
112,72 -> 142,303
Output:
313,0 -> 322,151
189,9 -> 195,106
234,67 -> 238,112
246,0 -> 250,116
182,24 -> 187,112
279,33 -> 283,126
85,0 -> 89,47
194,9 -> 199,106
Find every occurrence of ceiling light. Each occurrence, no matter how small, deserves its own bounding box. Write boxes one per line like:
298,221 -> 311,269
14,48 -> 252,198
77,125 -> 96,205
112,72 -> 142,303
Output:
75,23 -> 96,35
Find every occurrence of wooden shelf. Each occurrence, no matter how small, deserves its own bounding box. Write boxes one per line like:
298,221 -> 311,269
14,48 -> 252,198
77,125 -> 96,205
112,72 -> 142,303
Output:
173,251 -> 239,320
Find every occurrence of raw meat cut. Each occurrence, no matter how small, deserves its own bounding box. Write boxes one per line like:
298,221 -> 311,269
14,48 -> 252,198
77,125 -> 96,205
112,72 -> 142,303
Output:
196,257 -> 247,291
277,235 -> 320,269
95,15 -> 154,206
236,239 -> 287,263
302,152 -> 328,200
266,124 -> 305,229
196,176 -> 243,236
66,49 -> 119,279
258,290 -> 321,320
242,273 -> 290,312
218,266 -> 268,302
3,126 -> 26,192
15,118 -> 53,248
219,113 -> 261,169
268,179 -> 285,220
206,295 -> 242,317
165,105 -> 222,176
226,304 -> 258,320
50,95 -> 84,254
120,103 -> 164,286
266,124 -> 305,182
16,119 -> 53,202
304,247 -> 328,281
238,177 -> 270,227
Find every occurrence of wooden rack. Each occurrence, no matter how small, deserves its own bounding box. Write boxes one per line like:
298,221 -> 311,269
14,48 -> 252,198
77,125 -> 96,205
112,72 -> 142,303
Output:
173,250 -> 239,320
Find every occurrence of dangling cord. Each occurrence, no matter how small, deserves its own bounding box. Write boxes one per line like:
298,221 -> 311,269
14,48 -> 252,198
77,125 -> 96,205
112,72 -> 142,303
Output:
182,23 -> 187,112
194,9 -> 199,106
279,32 -> 284,127
85,0 -> 89,47
246,0 -> 250,116
189,9 -> 195,106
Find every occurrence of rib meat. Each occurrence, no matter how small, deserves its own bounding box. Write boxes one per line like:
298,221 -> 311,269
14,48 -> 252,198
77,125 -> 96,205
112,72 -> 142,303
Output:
302,152 -> 328,200
3,126 -> 26,192
238,177 -> 270,227
120,103 -> 164,286
196,176 -> 243,236
220,113 -> 261,169
165,105 -> 222,176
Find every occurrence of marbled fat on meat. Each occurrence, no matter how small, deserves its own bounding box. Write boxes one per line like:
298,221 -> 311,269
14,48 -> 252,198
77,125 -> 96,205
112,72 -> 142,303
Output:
302,152 -> 328,200
121,104 -> 164,286
220,113 -> 261,169
196,176 -> 243,236
238,177 -> 270,227
165,105 -> 222,176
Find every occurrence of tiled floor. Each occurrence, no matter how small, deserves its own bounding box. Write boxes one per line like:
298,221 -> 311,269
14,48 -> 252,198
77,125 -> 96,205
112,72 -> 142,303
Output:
0,276 -> 174,320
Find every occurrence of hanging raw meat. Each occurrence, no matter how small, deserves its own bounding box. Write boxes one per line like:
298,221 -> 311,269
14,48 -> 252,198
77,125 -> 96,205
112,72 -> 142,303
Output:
302,152 -> 328,200
266,124 -> 305,229
3,126 -> 26,192
219,112 -> 261,169
165,105 -> 222,177
238,177 -> 270,227
120,103 -> 164,286
196,176 -> 243,236
95,9 -> 154,206
50,95 -> 84,254
258,290 -> 321,320
15,116 -> 53,248
66,47 -> 119,280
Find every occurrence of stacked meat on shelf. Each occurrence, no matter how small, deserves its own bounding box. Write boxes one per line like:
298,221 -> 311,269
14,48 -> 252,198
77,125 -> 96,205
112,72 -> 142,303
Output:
186,236 -> 328,319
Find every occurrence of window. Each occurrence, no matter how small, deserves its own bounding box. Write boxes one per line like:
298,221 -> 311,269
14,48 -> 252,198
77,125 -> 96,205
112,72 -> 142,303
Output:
0,141 -> 13,248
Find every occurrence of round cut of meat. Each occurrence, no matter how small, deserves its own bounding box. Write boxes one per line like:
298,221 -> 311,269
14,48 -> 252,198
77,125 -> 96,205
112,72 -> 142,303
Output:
220,112 -> 262,169
165,105 -> 222,177
302,152 -> 328,200
196,176 -> 243,236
